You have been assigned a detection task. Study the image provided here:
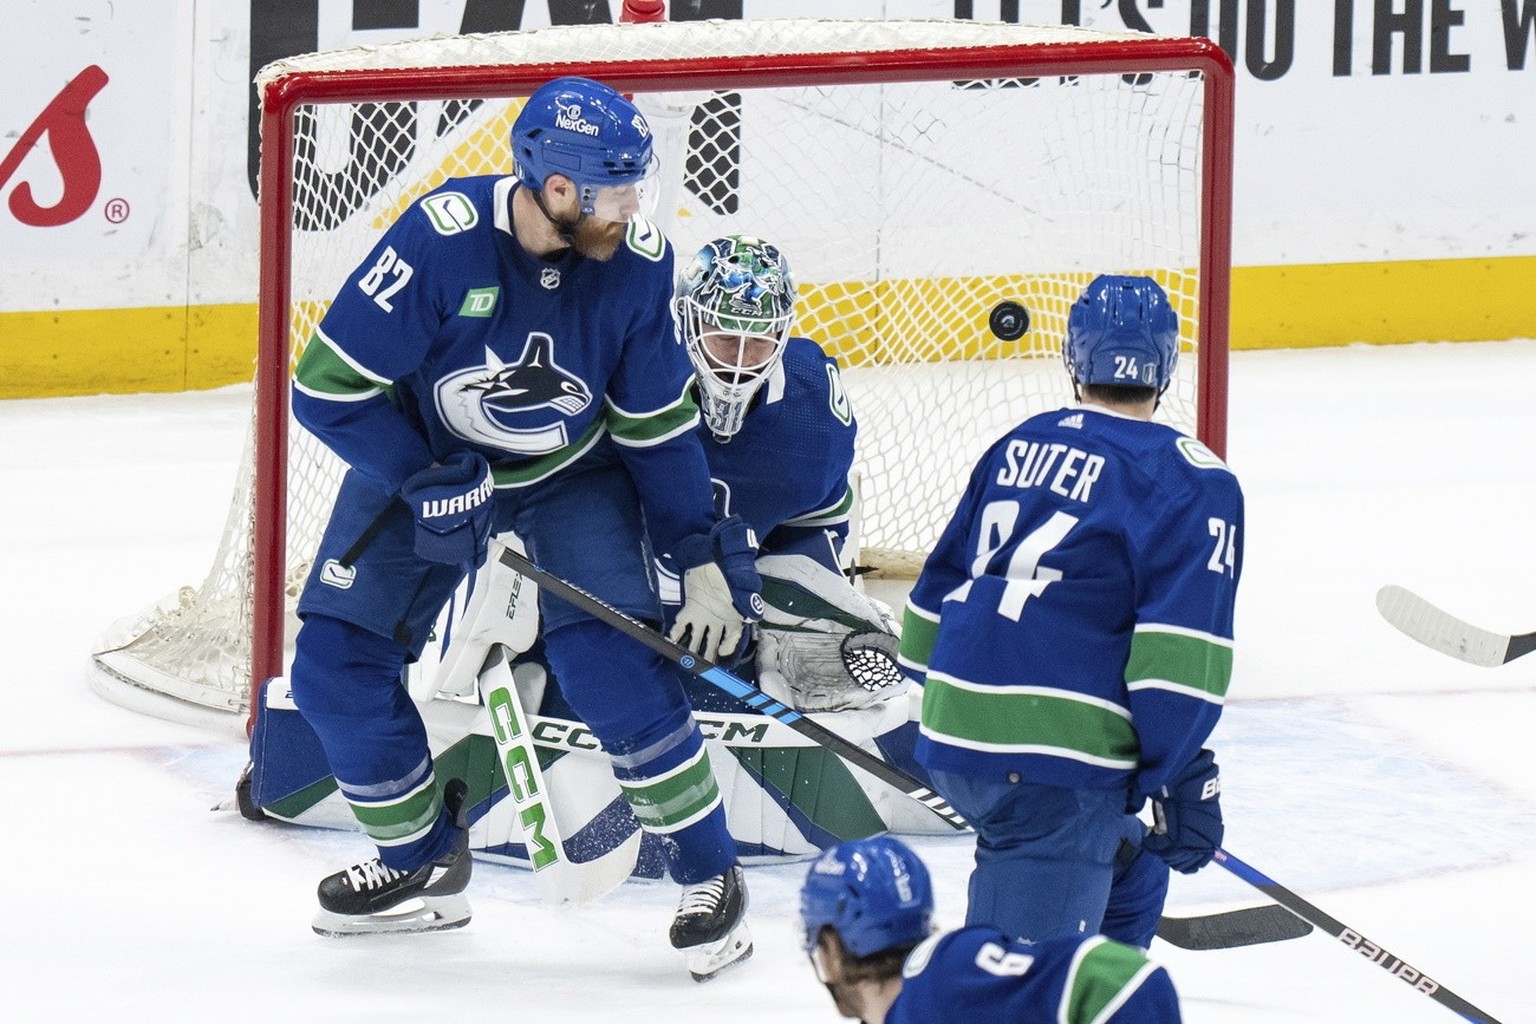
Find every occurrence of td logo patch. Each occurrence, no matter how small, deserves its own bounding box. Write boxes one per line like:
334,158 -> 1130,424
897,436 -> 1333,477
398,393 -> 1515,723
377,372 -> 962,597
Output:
459,287 -> 498,317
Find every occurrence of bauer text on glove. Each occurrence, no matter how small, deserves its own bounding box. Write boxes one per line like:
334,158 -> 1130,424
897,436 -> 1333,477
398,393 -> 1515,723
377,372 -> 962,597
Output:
1142,748 -> 1223,874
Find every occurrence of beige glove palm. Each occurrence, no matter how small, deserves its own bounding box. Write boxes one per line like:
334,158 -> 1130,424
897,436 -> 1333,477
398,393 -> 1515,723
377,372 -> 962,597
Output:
667,516 -> 764,662
668,561 -> 746,661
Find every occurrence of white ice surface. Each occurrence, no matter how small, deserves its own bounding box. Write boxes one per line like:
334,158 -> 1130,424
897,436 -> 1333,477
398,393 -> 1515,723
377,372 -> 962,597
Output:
1,340 -> 1531,1023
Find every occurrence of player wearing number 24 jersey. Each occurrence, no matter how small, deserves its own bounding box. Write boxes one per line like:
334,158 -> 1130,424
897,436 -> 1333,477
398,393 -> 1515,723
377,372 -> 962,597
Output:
898,275 -> 1243,950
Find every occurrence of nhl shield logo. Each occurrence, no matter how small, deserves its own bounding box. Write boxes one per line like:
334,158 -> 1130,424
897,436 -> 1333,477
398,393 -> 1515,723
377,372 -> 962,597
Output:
540,267 -> 561,290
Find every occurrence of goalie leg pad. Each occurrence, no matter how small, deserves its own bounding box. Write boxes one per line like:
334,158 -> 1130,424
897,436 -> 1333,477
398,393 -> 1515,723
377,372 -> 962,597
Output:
755,552 -> 898,632
247,676 -> 350,825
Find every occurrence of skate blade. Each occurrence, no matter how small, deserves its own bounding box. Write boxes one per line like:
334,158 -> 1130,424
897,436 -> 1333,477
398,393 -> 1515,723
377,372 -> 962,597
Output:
311,893 -> 471,938
684,925 -> 753,983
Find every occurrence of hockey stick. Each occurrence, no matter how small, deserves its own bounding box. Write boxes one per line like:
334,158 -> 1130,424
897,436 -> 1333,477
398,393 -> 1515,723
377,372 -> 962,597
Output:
1213,848 -> 1506,1023
498,547 -> 1323,947
496,546 -> 968,830
1155,904 -> 1313,950
480,646 -> 641,904
1375,585 -> 1536,667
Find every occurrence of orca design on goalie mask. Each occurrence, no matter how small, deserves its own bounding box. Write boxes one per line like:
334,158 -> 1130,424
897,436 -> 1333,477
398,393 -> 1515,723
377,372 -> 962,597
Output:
1063,274 -> 1180,396
511,76 -> 659,230
675,235 -> 797,441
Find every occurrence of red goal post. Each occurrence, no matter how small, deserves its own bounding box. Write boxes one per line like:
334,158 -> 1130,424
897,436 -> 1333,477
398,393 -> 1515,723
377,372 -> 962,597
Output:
93,18 -> 1233,731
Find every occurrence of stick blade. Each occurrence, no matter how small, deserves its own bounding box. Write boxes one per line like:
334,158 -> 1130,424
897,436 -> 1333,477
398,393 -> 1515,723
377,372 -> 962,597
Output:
1156,905 -> 1313,950
1375,585 -> 1510,667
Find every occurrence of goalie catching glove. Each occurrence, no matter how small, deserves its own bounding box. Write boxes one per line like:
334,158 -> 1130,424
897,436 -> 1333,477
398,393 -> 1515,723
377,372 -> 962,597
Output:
1143,748 -> 1224,874
400,451 -> 495,571
668,516 -> 765,661
753,551 -> 906,712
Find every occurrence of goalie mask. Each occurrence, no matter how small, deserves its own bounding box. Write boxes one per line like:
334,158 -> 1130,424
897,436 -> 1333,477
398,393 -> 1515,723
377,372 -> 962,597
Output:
512,76 -> 659,223
1063,274 -> 1180,394
676,235 -> 796,440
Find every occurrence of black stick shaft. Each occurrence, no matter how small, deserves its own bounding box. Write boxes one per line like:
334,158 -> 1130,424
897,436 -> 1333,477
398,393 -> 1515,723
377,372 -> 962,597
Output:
496,545 -> 967,830
497,546 -> 1328,947
1214,849 -> 1504,1024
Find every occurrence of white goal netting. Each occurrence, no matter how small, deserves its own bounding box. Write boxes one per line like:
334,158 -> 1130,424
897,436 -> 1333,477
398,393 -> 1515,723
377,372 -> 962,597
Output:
92,18 -> 1232,720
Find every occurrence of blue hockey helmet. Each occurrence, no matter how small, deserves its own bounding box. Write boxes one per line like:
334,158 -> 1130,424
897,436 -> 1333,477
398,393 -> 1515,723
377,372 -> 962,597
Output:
676,234 -> 797,439
511,76 -> 659,220
1063,274 -> 1180,392
800,836 -> 934,959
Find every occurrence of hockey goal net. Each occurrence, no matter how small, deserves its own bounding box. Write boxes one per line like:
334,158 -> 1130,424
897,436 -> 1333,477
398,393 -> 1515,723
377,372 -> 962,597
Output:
92,17 -> 1233,726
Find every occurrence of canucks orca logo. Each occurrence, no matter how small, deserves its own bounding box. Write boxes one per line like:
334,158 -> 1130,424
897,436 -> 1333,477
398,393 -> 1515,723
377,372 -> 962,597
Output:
434,333 -> 594,455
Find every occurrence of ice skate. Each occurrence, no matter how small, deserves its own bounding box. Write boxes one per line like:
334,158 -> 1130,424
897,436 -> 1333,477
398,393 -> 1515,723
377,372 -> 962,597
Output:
311,781 -> 473,937
669,863 -> 752,982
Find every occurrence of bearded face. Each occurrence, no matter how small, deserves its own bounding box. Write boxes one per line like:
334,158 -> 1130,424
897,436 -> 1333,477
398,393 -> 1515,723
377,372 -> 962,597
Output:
570,214 -> 625,261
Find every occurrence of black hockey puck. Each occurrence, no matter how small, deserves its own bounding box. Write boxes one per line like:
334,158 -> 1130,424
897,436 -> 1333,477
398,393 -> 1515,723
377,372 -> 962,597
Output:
989,300 -> 1030,341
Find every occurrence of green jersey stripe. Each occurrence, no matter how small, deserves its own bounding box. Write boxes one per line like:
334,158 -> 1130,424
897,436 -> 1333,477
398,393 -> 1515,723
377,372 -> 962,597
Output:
293,331 -> 389,399
293,328 -> 390,396
489,417 -> 607,488
920,673 -> 1140,764
1063,936 -> 1161,1024
618,748 -> 723,833
605,383 -> 701,447
899,603 -> 940,673
349,782 -> 443,845
785,485 -> 855,527
1133,621 -> 1233,648
1125,628 -> 1233,699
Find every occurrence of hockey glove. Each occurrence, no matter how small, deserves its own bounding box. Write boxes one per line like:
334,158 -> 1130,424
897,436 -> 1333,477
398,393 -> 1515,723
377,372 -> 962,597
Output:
1142,748 -> 1223,874
669,515 -> 765,662
400,451 -> 495,570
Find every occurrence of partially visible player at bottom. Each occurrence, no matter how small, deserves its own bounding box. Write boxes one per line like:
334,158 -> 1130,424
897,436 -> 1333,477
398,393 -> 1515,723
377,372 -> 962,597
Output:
800,835 -> 1183,1023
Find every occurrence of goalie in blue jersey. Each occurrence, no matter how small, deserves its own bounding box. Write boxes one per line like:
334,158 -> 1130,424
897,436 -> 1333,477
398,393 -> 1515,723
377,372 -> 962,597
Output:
669,234 -> 906,715
800,835 -> 1183,1023
898,275 -> 1243,949
282,76 -> 758,979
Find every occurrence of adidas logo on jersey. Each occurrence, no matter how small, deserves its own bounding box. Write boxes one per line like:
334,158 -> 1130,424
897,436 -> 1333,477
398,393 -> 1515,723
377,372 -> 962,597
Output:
1057,413 -> 1084,429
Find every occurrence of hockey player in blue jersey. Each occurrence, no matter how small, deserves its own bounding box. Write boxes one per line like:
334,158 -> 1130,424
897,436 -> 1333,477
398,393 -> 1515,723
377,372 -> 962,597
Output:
284,76 -> 760,979
800,835 -> 1184,1023
898,275 -> 1241,949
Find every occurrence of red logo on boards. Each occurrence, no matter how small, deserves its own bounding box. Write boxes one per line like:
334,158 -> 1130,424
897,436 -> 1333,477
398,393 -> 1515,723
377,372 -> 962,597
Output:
0,65 -> 109,227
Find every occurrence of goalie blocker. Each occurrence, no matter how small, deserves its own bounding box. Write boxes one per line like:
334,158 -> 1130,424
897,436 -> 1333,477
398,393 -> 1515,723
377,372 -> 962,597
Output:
244,546 -> 943,876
